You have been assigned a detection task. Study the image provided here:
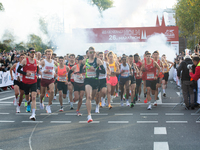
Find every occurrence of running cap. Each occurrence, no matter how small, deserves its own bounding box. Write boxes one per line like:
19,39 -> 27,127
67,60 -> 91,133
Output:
78,56 -> 84,60
27,47 -> 34,52
184,55 -> 191,60
104,50 -> 109,54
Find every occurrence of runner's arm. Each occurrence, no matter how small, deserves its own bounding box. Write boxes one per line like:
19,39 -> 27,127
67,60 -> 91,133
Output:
115,62 -> 120,74
154,61 -> 160,76
10,63 -> 17,80
17,59 -> 27,75
97,58 -> 106,74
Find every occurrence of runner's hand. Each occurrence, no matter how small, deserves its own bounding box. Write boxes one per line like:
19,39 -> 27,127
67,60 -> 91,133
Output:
68,82 -> 71,85
90,66 -> 95,71
43,69 -> 49,73
11,76 -> 14,81
65,81 -> 68,85
26,72 -> 31,76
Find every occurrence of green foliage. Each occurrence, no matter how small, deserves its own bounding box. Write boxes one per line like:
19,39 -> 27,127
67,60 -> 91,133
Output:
92,0 -> 114,13
175,0 -> 200,50
0,2 -> 4,11
39,18 -> 48,35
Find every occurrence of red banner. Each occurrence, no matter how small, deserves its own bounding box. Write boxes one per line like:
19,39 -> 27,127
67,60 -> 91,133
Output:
73,26 -> 179,43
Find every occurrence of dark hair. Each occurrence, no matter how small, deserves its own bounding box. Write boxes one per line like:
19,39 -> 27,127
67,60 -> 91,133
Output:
98,52 -> 103,55
28,47 -> 34,51
153,51 -> 159,55
86,50 -> 88,54
192,56 -> 200,62
69,54 -> 75,57
129,55 -> 133,57
134,53 -> 139,57
59,56 -> 64,59
121,56 -> 126,60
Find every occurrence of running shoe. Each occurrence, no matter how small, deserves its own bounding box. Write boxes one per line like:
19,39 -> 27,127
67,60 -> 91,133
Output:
99,102 -> 102,108
40,103 -> 44,110
144,98 -> 147,103
29,114 -> 36,121
26,104 -> 31,112
130,103 -> 134,108
70,103 -> 74,110
59,107 -> 64,112
87,115 -> 93,123
13,97 -> 17,106
129,92 -> 131,96
123,95 -> 125,100
163,93 -> 166,97
126,101 -> 130,106
16,105 -> 20,113
46,105 -> 52,114
121,101 -> 124,107
108,104 -> 112,109
153,101 -> 157,106
76,111 -> 82,116
115,93 -> 119,97
46,93 -> 49,98
138,97 -> 141,101
54,96 -> 56,100
95,105 -> 100,113
147,104 -> 152,110
102,99 -> 105,107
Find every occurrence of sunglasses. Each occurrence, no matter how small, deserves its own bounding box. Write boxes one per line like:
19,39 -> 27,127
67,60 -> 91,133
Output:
89,51 -> 95,54
30,51 -> 35,54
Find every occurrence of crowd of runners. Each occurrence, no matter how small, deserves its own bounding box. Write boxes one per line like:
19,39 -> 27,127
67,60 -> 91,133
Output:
10,47 -> 174,123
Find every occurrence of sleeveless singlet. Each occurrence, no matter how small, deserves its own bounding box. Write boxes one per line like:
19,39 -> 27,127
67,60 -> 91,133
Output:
68,63 -> 76,82
145,58 -> 156,81
120,63 -> 130,78
57,65 -> 68,82
85,58 -> 98,79
22,58 -> 37,84
74,64 -> 85,83
99,61 -> 107,79
42,59 -> 54,79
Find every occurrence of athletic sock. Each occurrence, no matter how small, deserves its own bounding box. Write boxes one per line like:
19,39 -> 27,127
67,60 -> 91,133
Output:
126,99 -> 129,102
32,109 -> 35,115
163,89 -> 165,93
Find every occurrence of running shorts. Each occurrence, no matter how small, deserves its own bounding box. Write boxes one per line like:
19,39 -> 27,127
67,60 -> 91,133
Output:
98,78 -> 107,92
162,72 -> 169,82
57,81 -> 68,94
119,77 -> 130,85
146,80 -> 157,91
136,79 -> 142,87
14,80 -> 23,90
23,82 -> 37,95
107,76 -> 118,86
84,78 -> 99,90
41,78 -> 54,87
37,78 -> 41,90
74,82 -> 85,92
130,76 -> 136,84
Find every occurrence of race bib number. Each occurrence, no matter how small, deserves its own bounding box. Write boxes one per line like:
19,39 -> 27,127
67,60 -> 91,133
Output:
59,75 -> 67,82
87,69 -> 96,78
164,68 -> 167,72
147,72 -> 154,79
110,66 -> 114,72
121,70 -> 129,77
25,71 -> 35,80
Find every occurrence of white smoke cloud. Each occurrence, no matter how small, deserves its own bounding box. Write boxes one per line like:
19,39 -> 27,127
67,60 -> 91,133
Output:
0,0 -> 177,58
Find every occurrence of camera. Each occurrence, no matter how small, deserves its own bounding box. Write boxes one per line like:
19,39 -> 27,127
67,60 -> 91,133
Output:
187,64 -> 193,70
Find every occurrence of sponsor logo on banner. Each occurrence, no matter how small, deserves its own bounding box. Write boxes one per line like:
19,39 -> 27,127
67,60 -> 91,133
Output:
4,74 -> 8,83
165,30 -> 175,38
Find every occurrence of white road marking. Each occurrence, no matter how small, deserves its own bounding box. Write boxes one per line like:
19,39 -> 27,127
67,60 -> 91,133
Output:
176,92 -> 180,96
0,120 -> 15,123
0,96 -> 15,101
0,104 -> 11,106
108,121 -> 129,123
22,121 -> 43,123
154,127 -> 167,135
154,142 -> 169,150
50,121 -> 71,123
16,113 -> 31,115
191,113 -> 199,116
166,121 -> 188,123
0,113 -> 9,114
115,113 -> 133,116
40,113 -> 58,115
165,113 -> 184,116
79,121 -> 100,123
65,113 -> 78,116
196,121 -> 200,123
137,121 -> 158,123
140,113 -> 158,116
91,113 -> 108,115
0,90 -> 13,94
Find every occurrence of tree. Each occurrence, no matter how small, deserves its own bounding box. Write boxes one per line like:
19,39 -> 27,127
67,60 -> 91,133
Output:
92,0 -> 114,13
27,34 -> 43,52
0,2 -> 4,11
175,0 -> 200,50
39,18 -> 48,35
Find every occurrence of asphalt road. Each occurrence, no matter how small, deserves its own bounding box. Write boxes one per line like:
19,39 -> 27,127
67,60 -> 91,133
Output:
0,81 -> 200,150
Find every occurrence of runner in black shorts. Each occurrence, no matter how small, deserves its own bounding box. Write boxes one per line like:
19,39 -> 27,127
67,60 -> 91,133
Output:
81,47 -> 105,123
68,56 -> 85,116
55,56 -> 70,112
